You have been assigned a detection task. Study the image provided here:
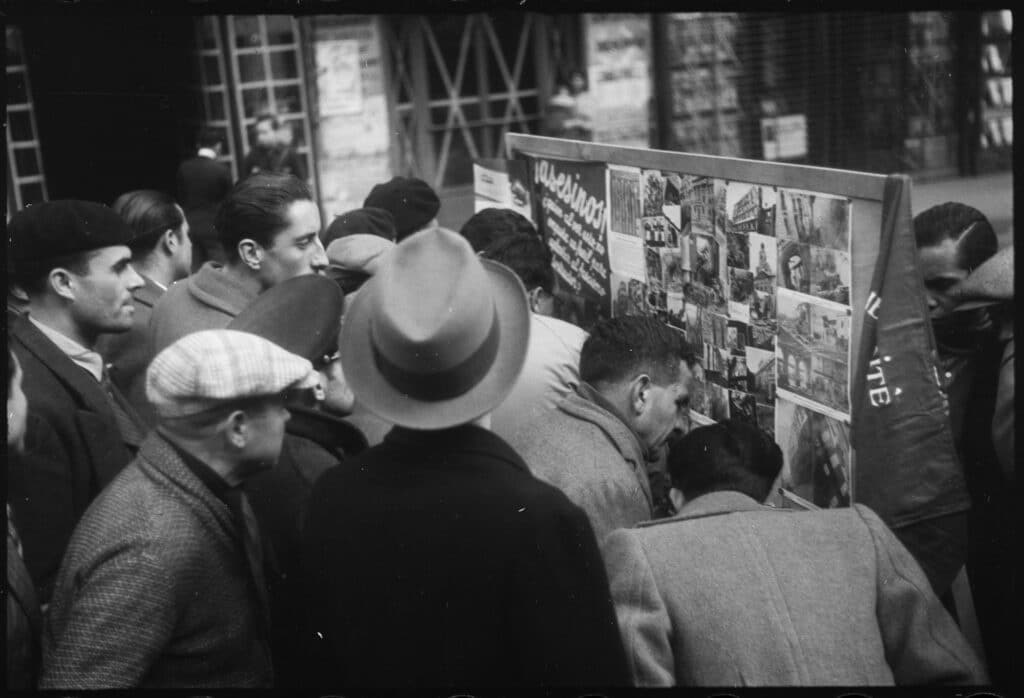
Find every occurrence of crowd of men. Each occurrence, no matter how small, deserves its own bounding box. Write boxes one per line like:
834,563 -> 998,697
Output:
4,126 -> 1013,689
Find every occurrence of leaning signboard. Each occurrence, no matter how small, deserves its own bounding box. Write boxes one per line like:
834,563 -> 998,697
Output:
499,134 -> 899,512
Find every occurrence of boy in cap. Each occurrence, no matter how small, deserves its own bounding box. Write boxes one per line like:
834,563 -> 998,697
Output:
603,420 -> 985,686
227,274 -> 367,686
302,227 -> 628,687
149,172 -> 328,354
40,330 -> 318,689
363,175 -> 440,241
7,200 -> 149,604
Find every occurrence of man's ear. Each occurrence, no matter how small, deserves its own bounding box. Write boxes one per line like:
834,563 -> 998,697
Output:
237,239 -> 263,270
224,409 -> 249,450
162,229 -> 179,255
669,487 -> 686,515
629,374 -> 652,416
527,286 -> 542,313
48,267 -> 77,302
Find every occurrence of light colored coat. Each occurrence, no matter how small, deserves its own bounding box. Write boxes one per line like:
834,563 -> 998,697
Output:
603,491 -> 987,687
508,385 -> 652,544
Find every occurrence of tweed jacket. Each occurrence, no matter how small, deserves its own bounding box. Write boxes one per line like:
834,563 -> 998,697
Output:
149,262 -> 258,355
508,384 -> 653,544
8,314 -> 143,603
602,492 -> 987,687
95,274 -> 164,427
40,432 -> 273,689
302,424 -> 629,687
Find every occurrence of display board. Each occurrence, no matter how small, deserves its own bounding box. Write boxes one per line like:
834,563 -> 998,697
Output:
502,134 -> 893,510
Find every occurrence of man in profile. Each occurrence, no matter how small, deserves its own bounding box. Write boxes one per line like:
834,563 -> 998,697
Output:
603,419 -> 986,686
241,113 -> 306,182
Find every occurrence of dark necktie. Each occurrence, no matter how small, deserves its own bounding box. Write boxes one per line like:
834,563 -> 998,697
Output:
224,488 -> 270,620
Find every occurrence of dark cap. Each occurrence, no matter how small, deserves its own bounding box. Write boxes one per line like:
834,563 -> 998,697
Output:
363,176 -> 440,241
227,274 -> 344,367
322,207 -> 397,247
8,200 -> 135,272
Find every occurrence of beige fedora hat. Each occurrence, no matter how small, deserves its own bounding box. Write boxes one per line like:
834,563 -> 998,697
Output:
340,226 -> 530,430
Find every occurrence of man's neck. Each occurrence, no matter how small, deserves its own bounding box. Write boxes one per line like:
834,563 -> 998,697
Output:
134,257 -> 176,290
222,261 -> 266,296
197,147 -> 218,160
26,302 -> 96,350
158,427 -> 246,488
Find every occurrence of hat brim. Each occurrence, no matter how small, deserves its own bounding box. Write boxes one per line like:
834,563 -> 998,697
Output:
340,259 -> 530,430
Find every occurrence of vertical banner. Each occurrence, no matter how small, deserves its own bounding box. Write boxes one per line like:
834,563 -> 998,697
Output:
584,14 -> 652,148
532,157 -> 611,329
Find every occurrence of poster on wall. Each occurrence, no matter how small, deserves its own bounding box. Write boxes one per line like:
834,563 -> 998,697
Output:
532,156 -> 611,328
584,14 -> 652,147
316,40 -> 363,116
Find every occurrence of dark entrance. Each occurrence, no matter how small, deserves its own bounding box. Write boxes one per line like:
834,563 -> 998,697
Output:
19,16 -> 200,204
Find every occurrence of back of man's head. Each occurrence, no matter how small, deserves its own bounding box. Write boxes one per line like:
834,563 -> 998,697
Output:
197,126 -> 223,151
580,316 -> 693,388
668,419 -> 782,503
480,234 -> 554,295
112,190 -> 186,260
913,202 -> 998,271
216,172 -> 312,262
460,207 -> 538,253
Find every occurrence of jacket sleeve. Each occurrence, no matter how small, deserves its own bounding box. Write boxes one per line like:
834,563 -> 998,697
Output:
859,505 -> 988,685
512,499 -> 630,686
40,545 -> 179,689
602,528 -> 675,686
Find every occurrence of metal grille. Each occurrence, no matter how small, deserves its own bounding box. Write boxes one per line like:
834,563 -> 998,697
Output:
5,26 -> 48,210
194,17 -> 239,180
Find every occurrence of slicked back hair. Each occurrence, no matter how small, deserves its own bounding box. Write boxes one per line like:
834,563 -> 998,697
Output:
580,316 -> 694,388
481,234 -> 555,294
112,190 -> 185,258
913,202 -> 998,272
669,419 -> 782,503
215,173 -> 312,262
460,207 -> 539,253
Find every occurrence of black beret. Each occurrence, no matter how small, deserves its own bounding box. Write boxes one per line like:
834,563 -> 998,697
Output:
322,207 -> 397,247
227,274 -> 344,366
8,200 -> 135,272
363,176 -> 440,241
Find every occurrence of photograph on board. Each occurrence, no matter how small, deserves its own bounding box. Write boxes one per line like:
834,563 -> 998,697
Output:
684,301 -> 702,348
747,318 -> 775,350
642,169 -> 665,217
703,310 -> 728,349
778,240 -> 811,294
809,245 -> 852,306
608,165 -> 642,238
758,186 -> 777,237
776,288 -> 851,364
776,188 -> 851,251
729,267 -> 755,306
746,345 -> 776,405
727,231 -> 750,268
661,247 -> 685,294
666,291 -> 686,331
611,272 -> 647,318
643,215 -> 670,246
729,389 -> 757,425
724,180 -> 762,234
644,245 -> 664,294
728,353 -> 749,391
692,233 -> 728,313
663,173 -> 683,231
679,174 -> 715,237
776,396 -> 852,509
756,403 -> 776,440
749,232 -> 778,280
708,382 -> 731,421
726,319 -> 747,353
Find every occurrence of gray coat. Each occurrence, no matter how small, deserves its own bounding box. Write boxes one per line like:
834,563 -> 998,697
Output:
41,432 -> 273,689
602,491 -> 987,686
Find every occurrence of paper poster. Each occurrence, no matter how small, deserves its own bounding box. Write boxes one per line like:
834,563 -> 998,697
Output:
607,165 -> 643,239
584,13 -> 652,147
316,40 -> 363,117
776,395 -> 852,509
532,157 -> 611,327
762,114 -> 808,161
473,159 -> 534,223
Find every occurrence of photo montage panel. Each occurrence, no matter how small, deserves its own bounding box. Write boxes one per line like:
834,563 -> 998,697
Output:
776,396 -> 852,509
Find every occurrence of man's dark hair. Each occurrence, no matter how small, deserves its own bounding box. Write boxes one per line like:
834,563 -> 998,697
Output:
913,202 -> 998,272
668,420 -> 783,502
481,234 -> 554,295
215,172 -> 312,261
14,251 -> 96,297
460,207 -> 539,253
580,316 -> 695,387
197,126 -> 224,150
112,190 -> 186,259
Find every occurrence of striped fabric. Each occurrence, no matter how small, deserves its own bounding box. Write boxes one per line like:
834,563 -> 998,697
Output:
145,329 -> 318,418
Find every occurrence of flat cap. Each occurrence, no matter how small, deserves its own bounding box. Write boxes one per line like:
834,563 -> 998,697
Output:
363,176 -> 440,241
8,200 -> 135,272
228,275 -> 344,366
322,207 -> 397,247
146,329 -> 319,418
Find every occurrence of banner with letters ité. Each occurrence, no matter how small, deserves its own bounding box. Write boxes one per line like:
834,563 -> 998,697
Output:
531,157 -> 612,328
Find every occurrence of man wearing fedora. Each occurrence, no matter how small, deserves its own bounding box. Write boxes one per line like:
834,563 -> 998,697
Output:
509,316 -> 696,545
302,228 -> 629,687
149,172 -> 328,355
41,330 -> 319,689
227,274 -> 367,686
7,200 -> 149,605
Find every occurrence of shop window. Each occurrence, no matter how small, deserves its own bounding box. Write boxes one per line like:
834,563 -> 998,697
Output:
5,26 -> 48,210
192,17 -> 237,179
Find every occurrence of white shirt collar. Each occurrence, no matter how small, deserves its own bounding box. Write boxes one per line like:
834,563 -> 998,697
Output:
28,316 -> 106,383
198,148 -> 218,160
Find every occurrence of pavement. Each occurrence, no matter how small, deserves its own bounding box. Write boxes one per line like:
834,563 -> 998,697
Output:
911,171 -> 1014,248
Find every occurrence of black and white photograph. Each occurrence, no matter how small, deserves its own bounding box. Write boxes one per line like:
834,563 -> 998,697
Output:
756,403 -> 776,440
758,186 -> 778,237
702,310 -> 728,349
679,174 -> 716,237
644,245 -> 664,295
729,389 -> 758,425
661,247 -> 685,294
776,188 -> 851,251
726,319 -> 747,353
728,267 -> 755,306
749,232 -> 778,280
662,173 -> 683,231
778,240 -> 811,294
708,382 -> 731,422
643,215 -> 669,246
776,288 -> 851,364
746,346 -> 776,404
684,301 -> 703,348
747,320 -> 776,351
809,245 -> 852,306
642,169 -> 665,217
776,397 -> 853,510
666,291 -> 686,331
724,180 -> 762,234
727,231 -> 750,268
611,272 -> 647,318
607,165 -> 643,238
728,353 -> 749,391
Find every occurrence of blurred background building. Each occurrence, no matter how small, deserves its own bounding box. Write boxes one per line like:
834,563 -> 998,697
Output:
6,11 -> 1012,234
